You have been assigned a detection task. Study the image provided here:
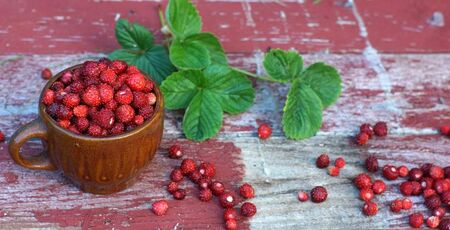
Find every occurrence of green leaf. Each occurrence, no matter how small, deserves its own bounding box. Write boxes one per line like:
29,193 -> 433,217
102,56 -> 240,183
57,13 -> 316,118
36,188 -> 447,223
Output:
263,49 -> 303,82
161,70 -> 202,109
166,0 -> 202,39
299,62 -> 341,108
282,80 -> 323,140
188,33 -> 227,65
204,65 -> 254,114
109,46 -> 176,85
170,38 -> 211,69
183,90 -> 223,141
115,19 -> 154,50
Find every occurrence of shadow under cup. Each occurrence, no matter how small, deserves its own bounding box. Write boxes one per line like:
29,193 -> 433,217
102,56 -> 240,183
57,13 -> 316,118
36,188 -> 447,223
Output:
8,64 -> 164,194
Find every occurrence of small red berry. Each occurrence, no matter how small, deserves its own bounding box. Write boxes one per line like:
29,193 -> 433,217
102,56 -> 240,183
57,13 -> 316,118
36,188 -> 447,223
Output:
297,191 -> 309,202
127,65 -> 140,74
411,181 -> 422,195
439,218 -> 450,230
400,181 -> 414,196
170,168 -> 184,182
82,85 -> 101,107
398,166 -> 409,177
373,122 -> 388,137
409,213 -> 424,228
42,89 -> 55,105
353,173 -> 373,190
75,117 -> 90,132
257,123 -> 272,139
126,73 -> 146,91
445,166 -> 450,178
98,83 -> 114,104
423,188 -> 437,198
180,159 -> 197,175
152,200 -> 168,216
402,198 -> 413,210
432,207 -> 446,219
58,119 -> 71,129
104,99 -> 118,111
382,165 -> 399,180
199,189 -> 213,202
362,201 -> 378,216
41,68 -> 52,80
365,156 -> 379,172
310,186 -> 327,203
115,104 -> 135,123
56,105 -> 73,120
134,115 -> 144,126
189,171 -> 202,183
109,60 -> 128,74
434,179 -> 449,194
110,122 -> 125,135
198,162 -> 215,178
114,87 -> 133,105
443,191 -> 450,205
225,219 -> 237,230
316,154 -> 330,169
360,123 -> 374,138
68,125 -> 80,134
328,166 -> 340,177
420,177 -> 434,190
241,202 -> 257,217
93,108 -> 115,129
142,79 -> 154,93
0,131 -> 5,142
173,189 -> 186,200
73,105 -> 88,118
239,183 -> 255,199
359,188 -> 374,202
167,145 -> 182,159
390,199 -> 403,213
51,81 -> 64,91
356,132 -> 369,145
426,195 -> 442,210
87,124 -> 102,137
100,68 -> 117,85
440,125 -> 450,135
60,71 -> 73,84
372,180 -> 386,194
167,182 -> 178,194
334,157 -> 346,168
82,61 -> 101,78
67,81 -> 84,94
427,216 -> 440,229
224,208 -> 238,220
409,168 -> 424,181
421,163 -> 434,177
430,166 -> 445,180
132,92 -> 149,108
210,181 -> 225,196
219,192 -> 236,208
139,106 -> 154,119
198,177 -> 212,190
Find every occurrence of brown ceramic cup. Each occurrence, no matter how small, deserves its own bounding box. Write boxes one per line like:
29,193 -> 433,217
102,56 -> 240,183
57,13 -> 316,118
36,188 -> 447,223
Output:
8,64 -> 164,194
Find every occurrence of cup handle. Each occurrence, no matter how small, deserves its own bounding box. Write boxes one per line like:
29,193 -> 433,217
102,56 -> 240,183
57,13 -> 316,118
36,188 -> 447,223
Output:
8,118 -> 56,171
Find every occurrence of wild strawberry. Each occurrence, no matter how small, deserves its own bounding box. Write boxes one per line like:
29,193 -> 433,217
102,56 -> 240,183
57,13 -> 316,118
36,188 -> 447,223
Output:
152,200 -> 168,216
383,165 -> 399,180
68,81 -> 84,94
87,124 -> 102,137
100,68 -> 117,84
298,191 -> 309,202
239,183 -> 255,199
110,123 -> 124,135
51,81 -> 64,91
58,119 -> 71,128
425,195 -> 442,210
68,125 -> 80,134
98,83 -> 114,104
398,166 -> 409,177
41,89 -> 55,106
41,68 -> 52,80
257,123 -> 272,140
132,92 -> 149,109
372,180 -> 386,194
402,198 -> 413,210
173,189 -> 186,200
409,213 -> 424,228
113,74 -> 128,90
199,189 -> 213,202
167,181 -> 178,194
420,177 -> 434,190
360,123 -> 374,138
445,166 -> 450,178
170,168 -> 184,182
409,168 -> 424,181
57,105 -> 73,120
362,201 -> 378,216
93,108 -> 115,129
440,218 -> 450,230
134,115 -> 144,125
55,90 -> 67,103
104,100 -> 118,111
360,188 -> 374,202
373,122 -> 388,137
168,144 -> 183,159
225,219 -> 237,230
310,186 -> 327,203
115,87 -> 133,105
0,131 -> 5,142
427,216 -> 440,229
198,177 -> 212,190
109,60 -> 127,74
46,103 -> 60,118
142,79 -> 154,93
434,179 -> 449,194
334,157 -> 345,168
126,73 -> 146,91
147,93 -> 157,105
241,202 -> 257,217
210,181 -> 225,196
390,199 -> 403,213
356,132 -> 369,145
411,181 -> 422,195
73,105 -> 88,118
400,181 -> 414,196
365,156 -> 379,172
316,154 -> 330,169
82,85 -> 101,107
328,166 -> 340,177
430,166 -> 444,180
432,207 -> 446,219
224,208 -> 238,220
75,117 -> 90,132
421,163 -> 433,177
440,125 -> 450,135
115,105 -> 135,123
219,192 -> 236,208
60,71 -> 73,85
198,162 -> 215,178
139,106 -> 154,119
189,171 -> 202,183
82,61 -> 101,78
127,65 -> 140,74
354,173 -> 373,190
180,159 -> 197,175
423,188 -> 436,198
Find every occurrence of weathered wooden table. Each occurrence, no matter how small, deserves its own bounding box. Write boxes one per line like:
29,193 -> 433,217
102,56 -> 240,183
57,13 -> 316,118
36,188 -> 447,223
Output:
1,0 -> 449,229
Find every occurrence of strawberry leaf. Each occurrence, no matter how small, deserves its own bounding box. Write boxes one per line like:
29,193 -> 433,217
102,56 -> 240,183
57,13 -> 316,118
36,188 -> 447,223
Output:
263,49 -> 303,82
166,0 -> 202,39
115,19 -> 154,50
